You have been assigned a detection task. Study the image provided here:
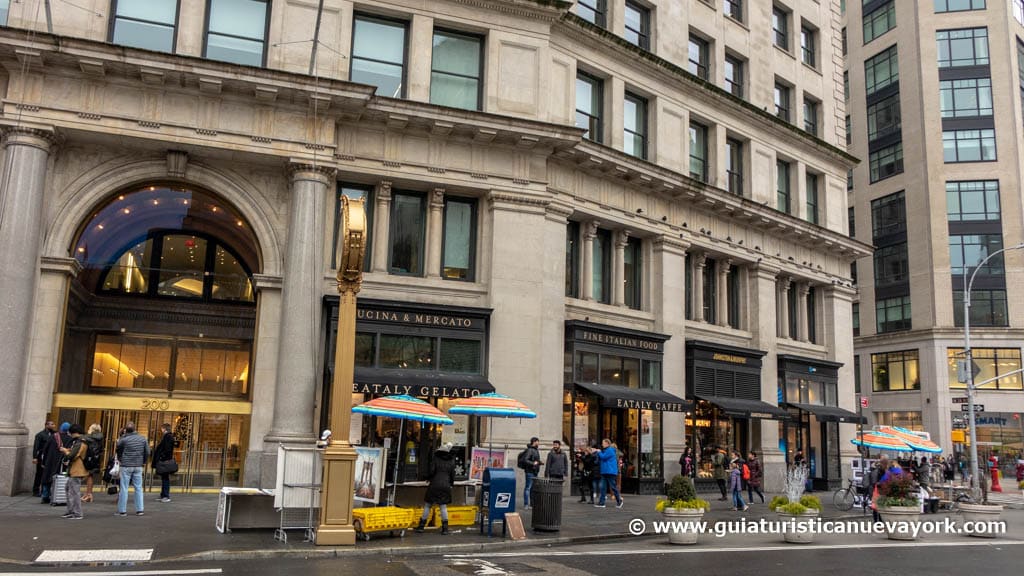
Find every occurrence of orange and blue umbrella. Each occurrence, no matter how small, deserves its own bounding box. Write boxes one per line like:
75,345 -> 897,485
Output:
876,426 -> 943,453
353,394 -> 454,425
449,393 -> 537,419
850,430 -> 914,452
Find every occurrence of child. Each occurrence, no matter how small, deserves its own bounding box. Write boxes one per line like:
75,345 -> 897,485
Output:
729,461 -> 748,511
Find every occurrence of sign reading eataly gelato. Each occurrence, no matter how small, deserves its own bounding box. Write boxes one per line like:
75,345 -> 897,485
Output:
352,382 -> 484,398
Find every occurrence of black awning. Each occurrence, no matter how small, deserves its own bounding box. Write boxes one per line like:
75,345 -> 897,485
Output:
695,395 -> 790,420
353,368 -> 494,398
575,382 -> 693,412
787,402 -> 867,424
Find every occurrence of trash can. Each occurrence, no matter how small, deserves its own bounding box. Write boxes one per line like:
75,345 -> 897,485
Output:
529,477 -> 564,531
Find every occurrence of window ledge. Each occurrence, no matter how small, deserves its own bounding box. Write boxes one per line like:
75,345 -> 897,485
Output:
724,15 -> 750,32
344,272 -> 490,302
684,321 -> 753,347
777,339 -> 828,357
774,44 -> 796,61
801,62 -> 822,77
565,298 -> 656,330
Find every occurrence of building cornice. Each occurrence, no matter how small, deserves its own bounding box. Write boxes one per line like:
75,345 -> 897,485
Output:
448,0 -> 572,22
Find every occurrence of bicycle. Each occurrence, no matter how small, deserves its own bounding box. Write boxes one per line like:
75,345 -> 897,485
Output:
833,478 -> 868,511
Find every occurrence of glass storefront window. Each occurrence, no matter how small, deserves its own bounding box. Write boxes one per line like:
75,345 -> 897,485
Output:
212,245 -> 254,301
175,339 -> 250,394
874,411 -> 923,431
102,238 -> 153,294
947,348 -> 1022,389
379,334 -> 435,370
92,335 -> 171,390
600,354 -> 621,385
577,351 -> 599,383
643,360 -> 661,390
355,333 -> 376,367
157,235 -> 208,298
639,409 -> 662,478
90,334 -> 248,395
439,338 -> 481,374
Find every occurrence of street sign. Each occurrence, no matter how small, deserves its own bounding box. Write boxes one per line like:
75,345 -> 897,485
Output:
859,396 -> 869,408
951,397 -> 969,404
956,360 -> 982,383
960,404 -> 984,412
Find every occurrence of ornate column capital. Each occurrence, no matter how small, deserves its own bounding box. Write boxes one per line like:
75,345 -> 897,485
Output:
777,274 -> 792,289
694,251 -> 707,269
797,282 -> 811,298
430,188 -> 446,209
1,125 -> 58,151
376,180 -> 393,201
288,161 -> 336,185
615,229 -> 630,248
719,259 -> 733,276
583,220 -> 599,240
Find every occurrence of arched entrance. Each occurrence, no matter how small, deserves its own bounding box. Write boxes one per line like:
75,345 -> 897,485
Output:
53,184 -> 261,491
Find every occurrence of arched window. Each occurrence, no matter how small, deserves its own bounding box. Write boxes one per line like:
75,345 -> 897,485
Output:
73,185 -> 258,303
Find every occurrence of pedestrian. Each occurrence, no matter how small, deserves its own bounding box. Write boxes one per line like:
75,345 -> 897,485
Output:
917,456 -> 932,496
867,455 -> 888,522
577,446 -> 597,503
58,424 -> 88,520
153,423 -> 175,503
545,440 -> 568,480
729,461 -> 748,511
746,450 -> 765,504
82,423 -> 104,503
41,422 -> 72,504
588,444 -> 602,503
1016,455 -> 1024,483
414,442 -> 455,535
31,420 -> 55,498
793,449 -> 805,468
517,437 -> 542,510
115,421 -> 149,516
679,447 -> 694,478
712,446 -> 728,501
595,438 -> 623,508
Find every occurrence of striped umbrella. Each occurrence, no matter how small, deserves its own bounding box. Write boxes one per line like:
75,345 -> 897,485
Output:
449,393 -> 537,464
876,426 -> 943,453
850,430 -> 915,452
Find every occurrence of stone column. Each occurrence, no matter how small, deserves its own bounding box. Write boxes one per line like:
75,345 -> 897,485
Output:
796,282 -> 810,342
613,230 -> 629,307
778,276 -> 791,339
581,221 -> 598,301
371,181 -> 392,273
425,188 -> 445,279
265,163 -> 335,446
822,285 -> 860,481
407,14 -> 435,102
717,259 -> 731,327
0,127 -> 55,496
652,236 -> 689,473
750,263 -> 784,492
693,252 -> 706,322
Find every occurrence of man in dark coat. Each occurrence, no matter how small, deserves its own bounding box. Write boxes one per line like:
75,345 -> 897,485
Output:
31,421 -> 55,497
152,423 -> 175,502
41,422 -> 72,504
414,442 -> 456,535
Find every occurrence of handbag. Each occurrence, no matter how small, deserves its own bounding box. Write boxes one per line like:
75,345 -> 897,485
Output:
155,458 -> 178,475
109,458 -> 121,481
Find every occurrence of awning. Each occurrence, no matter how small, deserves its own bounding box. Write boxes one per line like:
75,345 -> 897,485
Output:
787,402 -> 867,424
695,395 -> 790,420
352,368 -> 495,398
575,382 -> 692,412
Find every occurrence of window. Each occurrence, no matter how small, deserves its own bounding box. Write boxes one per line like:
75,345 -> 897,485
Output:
724,55 -> 744,98
566,221 -> 580,298
847,169 -> 854,191
807,287 -> 817,344
948,348 -> 1020,389
1016,0 -> 1024,24
204,0 -> 269,66
876,296 -> 912,333
333,184 -> 374,272
774,83 -> 791,122
851,261 -> 858,284
624,237 -> 643,310
111,0 -> 178,53
846,115 -> 852,146
776,160 -> 791,213
874,243 -> 909,287
576,72 -> 603,143
772,7 -> 789,50
934,0 -> 985,12
624,92 -> 648,159
689,122 -> 708,182
865,46 -> 899,95
351,15 -> 407,98
844,71 -> 850,101
685,253 -> 693,320
867,93 -> 902,141
442,197 -> 476,281
727,265 -> 740,329
688,35 -> 709,80
0,0 -> 7,25
853,303 -> 861,336
854,354 -> 862,393
725,0 -> 743,21
92,334 -> 250,395
703,257 -> 717,325
389,192 -> 426,275
949,234 -> 1004,276
849,206 -> 856,238
577,0 -> 607,28
803,98 -> 818,135
943,129 -> 996,162
863,2 -> 896,44
869,142 -> 904,182
936,28 -> 989,68
939,78 -> 993,118
787,280 -> 798,338
726,138 -> 743,195
800,26 -> 816,67
624,1 -> 651,50
946,180 -> 1000,222
806,173 -> 819,224
871,191 -> 906,239
842,27 -> 847,56
430,30 -> 482,111
872,350 -> 920,391
875,412 -> 924,430
953,290 -> 1009,326
593,229 -> 612,304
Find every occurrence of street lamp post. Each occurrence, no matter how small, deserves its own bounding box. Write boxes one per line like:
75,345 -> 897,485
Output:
962,242 -> 1024,495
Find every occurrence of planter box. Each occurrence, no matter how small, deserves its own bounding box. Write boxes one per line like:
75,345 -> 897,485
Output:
878,505 -> 921,540
958,503 -> 1003,538
777,510 -> 819,543
662,508 -> 705,545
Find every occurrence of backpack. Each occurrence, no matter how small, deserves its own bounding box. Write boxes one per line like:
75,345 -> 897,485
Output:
742,463 -> 751,481
82,437 -> 102,471
517,449 -> 530,470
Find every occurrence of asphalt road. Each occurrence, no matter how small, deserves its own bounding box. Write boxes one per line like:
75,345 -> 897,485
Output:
2,540 -> 1022,576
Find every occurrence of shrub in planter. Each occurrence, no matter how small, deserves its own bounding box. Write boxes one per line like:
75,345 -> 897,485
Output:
768,495 -> 789,512
799,495 -> 822,511
656,475 -> 708,545
876,472 -> 921,541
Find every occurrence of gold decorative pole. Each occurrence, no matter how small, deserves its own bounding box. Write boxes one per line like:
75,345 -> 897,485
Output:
316,196 -> 366,546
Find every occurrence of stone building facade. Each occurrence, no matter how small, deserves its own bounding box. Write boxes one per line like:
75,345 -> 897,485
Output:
0,0 -> 867,496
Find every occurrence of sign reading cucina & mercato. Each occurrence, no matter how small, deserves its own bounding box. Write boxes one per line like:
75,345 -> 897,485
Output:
356,308 -> 480,329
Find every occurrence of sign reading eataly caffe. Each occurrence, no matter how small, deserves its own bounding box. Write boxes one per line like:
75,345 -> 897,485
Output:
614,398 -> 688,412
352,382 -> 484,398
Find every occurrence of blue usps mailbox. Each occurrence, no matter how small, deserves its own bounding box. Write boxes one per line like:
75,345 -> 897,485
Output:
480,467 -> 516,537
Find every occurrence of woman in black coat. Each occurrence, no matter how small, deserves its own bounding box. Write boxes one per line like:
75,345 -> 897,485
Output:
414,442 -> 456,535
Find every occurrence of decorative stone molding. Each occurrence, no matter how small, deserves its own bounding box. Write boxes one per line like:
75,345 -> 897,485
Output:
430,188 -> 446,209
615,229 -> 630,248
488,190 -> 551,209
252,274 -> 284,291
376,181 -> 393,201
39,256 -> 82,277
166,150 -> 188,178
694,252 -> 707,269
583,220 -> 599,240
652,235 -> 690,256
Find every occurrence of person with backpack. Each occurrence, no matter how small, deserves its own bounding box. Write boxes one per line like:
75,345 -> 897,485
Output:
517,437 -> 542,510
57,424 -> 88,519
711,446 -> 728,501
82,423 -> 104,503
729,460 -> 748,511
746,450 -> 765,504
153,423 -> 175,503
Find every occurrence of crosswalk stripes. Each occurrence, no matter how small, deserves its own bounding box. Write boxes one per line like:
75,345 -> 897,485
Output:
34,549 -> 154,563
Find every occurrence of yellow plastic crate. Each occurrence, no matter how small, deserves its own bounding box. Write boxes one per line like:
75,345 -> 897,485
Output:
428,505 -> 478,527
352,506 -> 420,539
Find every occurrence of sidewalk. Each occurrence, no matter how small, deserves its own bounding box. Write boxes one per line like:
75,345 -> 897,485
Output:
0,489 -> 1019,565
